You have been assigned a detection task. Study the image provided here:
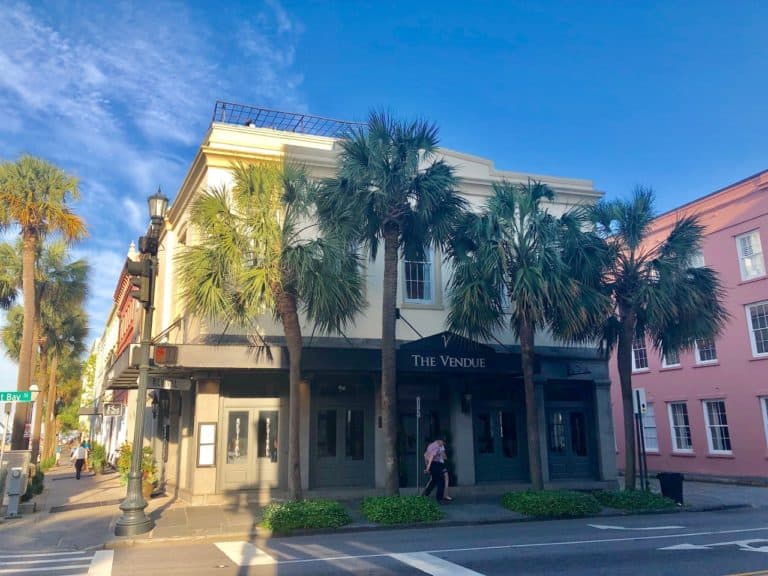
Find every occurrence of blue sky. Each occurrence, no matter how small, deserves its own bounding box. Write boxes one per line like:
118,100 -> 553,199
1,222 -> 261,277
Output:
1,0 -> 767,391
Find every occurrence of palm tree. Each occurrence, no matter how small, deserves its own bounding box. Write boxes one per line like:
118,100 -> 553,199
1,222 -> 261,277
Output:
0,155 -> 86,449
0,239 -> 88,461
588,187 -> 728,490
177,160 -> 366,501
446,180 -> 608,490
317,112 -> 467,495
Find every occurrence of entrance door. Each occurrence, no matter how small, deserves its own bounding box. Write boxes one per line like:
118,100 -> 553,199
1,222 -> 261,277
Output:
311,405 -> 374,487
474,404 -> 528,482
220,400 -> 282,491
547,406 -> 594,479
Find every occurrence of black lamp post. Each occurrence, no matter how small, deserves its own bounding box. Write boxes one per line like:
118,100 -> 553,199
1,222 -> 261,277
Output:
114,187 -> 168,537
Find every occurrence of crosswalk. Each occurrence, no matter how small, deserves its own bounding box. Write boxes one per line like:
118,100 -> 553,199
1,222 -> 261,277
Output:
0,550 -> 113,575
214,541 -> 485,575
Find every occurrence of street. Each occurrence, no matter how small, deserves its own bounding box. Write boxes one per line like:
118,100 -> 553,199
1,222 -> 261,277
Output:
103,507 -> 768,575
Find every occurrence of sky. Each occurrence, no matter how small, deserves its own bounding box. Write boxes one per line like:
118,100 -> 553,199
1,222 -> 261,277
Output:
0,0 -> 767,391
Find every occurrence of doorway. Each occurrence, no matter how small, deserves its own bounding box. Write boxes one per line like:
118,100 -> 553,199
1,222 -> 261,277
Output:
473,401 -> 529,482
546,405 -> 595,479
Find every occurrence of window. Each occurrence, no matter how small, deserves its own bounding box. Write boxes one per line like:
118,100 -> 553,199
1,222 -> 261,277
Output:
736,230 -> 765,280
702,400 -> 731,453
257,411 -> 278,462
317,410 -> 337,458
642,403 -> 658,452
695,338 -> 718,364
404,249 -> 434,303
668,402 -> 692,452
345,409 -> 364,460
632,338 -> 649,371
662,349 -> 680,368
747,301 -> 768,357
761,398 -> 768,449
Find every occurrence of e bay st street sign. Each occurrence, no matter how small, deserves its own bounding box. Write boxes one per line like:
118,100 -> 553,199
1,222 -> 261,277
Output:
0,391 -> 33,403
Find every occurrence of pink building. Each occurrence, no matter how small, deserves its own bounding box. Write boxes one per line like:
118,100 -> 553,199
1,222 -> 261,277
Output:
610,170 -> 768,482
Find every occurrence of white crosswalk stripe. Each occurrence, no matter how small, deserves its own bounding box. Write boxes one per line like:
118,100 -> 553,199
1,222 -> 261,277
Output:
0,550 -> 112,575
391,552 -> 486,575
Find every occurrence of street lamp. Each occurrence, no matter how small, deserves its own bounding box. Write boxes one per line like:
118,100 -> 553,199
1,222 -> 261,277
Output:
114,187 -> 168,537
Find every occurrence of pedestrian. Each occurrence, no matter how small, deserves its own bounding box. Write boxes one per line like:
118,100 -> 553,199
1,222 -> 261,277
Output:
55,443 -> 62,466
421,438 -> 452,502
72,441 -> 88,479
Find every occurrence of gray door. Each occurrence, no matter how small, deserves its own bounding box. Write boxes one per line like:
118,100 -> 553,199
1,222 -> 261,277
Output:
474,403 -> 528,482
219,400 -> 282,491
311,403 -> 374,488
547,406 -> 594,479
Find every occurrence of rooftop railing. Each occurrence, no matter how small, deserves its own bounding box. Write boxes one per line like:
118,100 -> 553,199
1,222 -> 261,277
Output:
212,101 -> 362,138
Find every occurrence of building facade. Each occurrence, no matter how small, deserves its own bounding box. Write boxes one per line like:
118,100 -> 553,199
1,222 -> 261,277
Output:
104,102 -> 617,503
610,170 -> 768,482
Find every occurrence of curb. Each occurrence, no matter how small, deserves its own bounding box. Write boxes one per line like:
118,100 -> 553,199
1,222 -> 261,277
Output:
102,502 -> 754,548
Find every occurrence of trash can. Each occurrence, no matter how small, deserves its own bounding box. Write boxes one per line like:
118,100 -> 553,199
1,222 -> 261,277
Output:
657,472 -> 684,505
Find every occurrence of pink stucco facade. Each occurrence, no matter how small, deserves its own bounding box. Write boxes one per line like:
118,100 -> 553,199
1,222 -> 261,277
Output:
610,170 -> 768,481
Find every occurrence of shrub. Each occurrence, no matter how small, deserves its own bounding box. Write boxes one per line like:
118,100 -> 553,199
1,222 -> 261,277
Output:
88,442 -> 107,472
39,456 -> 56,472
593,489 -> 676,511
502,490 -> 602,518
22,469 -> 45,501
361,495 -> 444,525
261,499 -> 351,533
115,443 -> 157,485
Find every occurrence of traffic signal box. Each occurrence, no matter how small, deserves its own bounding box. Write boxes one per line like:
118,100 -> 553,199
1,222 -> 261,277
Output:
125,258 -> 153,305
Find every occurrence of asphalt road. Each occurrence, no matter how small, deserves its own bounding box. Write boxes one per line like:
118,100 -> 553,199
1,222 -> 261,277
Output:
107,508 -> 768,575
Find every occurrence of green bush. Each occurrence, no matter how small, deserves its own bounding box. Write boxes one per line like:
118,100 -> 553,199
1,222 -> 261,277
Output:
361,495 -> 444,525
502,490 -> 602,518
22,469 -> 45,501
39,456 -> 56,472
261,499 -> 351,533
88,442 -> 107,472
115,443 -> 157,485
593,489 -> 676,511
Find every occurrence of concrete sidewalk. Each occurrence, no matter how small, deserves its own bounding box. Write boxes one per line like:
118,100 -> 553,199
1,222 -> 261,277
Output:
0,466 -> 764,553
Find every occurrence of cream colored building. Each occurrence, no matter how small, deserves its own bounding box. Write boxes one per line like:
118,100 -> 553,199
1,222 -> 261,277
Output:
104,102 -> 617,503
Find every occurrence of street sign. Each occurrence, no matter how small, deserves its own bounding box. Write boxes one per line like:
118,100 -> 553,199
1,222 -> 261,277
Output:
103,403 -> 123,417
0,391 -> 32,403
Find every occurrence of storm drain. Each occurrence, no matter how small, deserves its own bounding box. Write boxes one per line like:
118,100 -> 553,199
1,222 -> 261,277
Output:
50,499 -> 123,513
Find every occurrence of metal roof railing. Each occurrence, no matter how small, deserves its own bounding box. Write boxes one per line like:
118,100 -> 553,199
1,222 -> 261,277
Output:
212,101 -> 362,138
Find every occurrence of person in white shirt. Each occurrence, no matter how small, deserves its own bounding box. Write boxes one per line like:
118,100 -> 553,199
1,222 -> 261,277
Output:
72,442 -> 88,479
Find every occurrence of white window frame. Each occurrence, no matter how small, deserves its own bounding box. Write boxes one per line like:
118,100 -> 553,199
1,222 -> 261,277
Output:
403,248 -> 435,304
694,337 -> 718,364
662,349 -> 681,368
702,399 -> 732,454
667,402 -> 693,453
736,230 -> 766,281
642,402 -> 659,452
746,301 -> 768,358
631,338 -> 649,372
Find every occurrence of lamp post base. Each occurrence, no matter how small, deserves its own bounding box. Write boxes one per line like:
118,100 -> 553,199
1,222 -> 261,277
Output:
114,474 -> 154,536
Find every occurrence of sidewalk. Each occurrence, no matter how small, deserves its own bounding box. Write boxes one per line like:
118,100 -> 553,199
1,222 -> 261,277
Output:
0,466 -> 763,553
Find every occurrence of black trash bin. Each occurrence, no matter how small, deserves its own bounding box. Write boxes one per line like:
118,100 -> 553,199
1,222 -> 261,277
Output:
657,472 -> 684,505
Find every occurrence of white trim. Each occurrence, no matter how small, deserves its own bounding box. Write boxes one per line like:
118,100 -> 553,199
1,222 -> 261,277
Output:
667,401 -> 693,453
746,301 -> 768,358
403,248 -> 436,305
736,229 -> 766,281
702,399 -> 732,455
694,338 -> 718,365
642,402 -> 659,452
761,397 -> 768,451
661,350 -> 681,368
631,338 -> 649,372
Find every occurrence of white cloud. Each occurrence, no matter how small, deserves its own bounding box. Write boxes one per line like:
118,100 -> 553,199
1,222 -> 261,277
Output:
0,0 -> 306,387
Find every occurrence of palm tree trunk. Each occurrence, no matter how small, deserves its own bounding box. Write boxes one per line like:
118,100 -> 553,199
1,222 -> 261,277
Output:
520,319 -> 543,490
381,230 -> 399,495
277,290 -> 303,501
617,310 -> 637,490
29,343 -> 47,464
43,355 -> 59,461
12,232 -> 37,450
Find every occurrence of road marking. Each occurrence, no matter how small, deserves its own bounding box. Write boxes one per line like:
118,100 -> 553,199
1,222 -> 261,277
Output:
589,524 -> 685,531
0,552 -> 87,559
391,552 -> 485,575
215,541 -> 276,566
660,539 -> 768,553
88,550 -> 113,575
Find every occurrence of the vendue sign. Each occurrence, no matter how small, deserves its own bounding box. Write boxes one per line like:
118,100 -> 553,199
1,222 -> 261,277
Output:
398,331 -> 496,373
